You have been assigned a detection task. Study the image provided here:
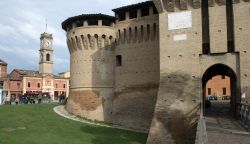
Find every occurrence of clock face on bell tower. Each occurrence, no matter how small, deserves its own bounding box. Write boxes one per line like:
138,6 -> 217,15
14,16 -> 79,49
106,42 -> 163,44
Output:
41,38 -> 52,48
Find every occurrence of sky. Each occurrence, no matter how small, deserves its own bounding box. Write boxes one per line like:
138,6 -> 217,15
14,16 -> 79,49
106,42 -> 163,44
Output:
0,0 -> 145,74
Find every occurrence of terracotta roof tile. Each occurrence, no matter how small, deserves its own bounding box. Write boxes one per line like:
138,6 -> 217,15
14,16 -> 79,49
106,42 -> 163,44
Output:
0,59 -> 7,66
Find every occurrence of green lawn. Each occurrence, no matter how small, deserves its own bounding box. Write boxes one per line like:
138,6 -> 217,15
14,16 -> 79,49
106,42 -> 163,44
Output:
0,104 -> 147,144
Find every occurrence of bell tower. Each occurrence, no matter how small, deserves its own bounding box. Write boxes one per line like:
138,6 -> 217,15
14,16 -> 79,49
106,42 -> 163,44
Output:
39,32 -> 53,75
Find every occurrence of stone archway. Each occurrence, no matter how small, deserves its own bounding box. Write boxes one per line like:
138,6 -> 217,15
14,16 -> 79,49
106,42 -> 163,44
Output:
202,63 -> 239,116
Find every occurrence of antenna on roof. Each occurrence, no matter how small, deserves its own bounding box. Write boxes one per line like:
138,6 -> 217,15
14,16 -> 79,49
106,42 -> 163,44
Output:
45,18 -> 48,33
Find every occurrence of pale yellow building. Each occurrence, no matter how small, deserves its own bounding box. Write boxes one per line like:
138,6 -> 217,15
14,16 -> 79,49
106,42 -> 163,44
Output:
58,72 -> 70,79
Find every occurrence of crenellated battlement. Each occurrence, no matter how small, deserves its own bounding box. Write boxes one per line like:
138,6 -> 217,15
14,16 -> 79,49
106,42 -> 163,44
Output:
116,23 -> 159,45
62,14 -> 116,53
153,0 -> 250,12
67,33 -> 115,53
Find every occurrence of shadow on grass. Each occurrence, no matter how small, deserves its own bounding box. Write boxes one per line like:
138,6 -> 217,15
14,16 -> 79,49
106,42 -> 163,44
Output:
80,125 -> 147,144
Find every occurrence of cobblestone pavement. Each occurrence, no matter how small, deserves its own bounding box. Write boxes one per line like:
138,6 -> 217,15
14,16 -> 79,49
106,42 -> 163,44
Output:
205,102 -> 250,144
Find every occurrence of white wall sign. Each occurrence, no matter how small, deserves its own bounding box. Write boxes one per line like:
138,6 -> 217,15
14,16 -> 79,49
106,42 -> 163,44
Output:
168,11 -> 192,30
174,34 -> 187,41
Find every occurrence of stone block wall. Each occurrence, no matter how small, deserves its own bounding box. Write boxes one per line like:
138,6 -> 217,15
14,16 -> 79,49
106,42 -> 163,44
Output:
113,12 -> 160,130
234,2 -> 250,104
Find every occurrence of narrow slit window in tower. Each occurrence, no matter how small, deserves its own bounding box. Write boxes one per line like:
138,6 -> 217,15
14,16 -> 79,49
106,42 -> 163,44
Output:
116,55 -> 122,66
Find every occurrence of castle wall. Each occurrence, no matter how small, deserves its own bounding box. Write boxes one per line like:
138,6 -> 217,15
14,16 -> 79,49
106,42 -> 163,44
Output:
234,2 -> 250,103
209,4 -> 228,53
148,0 -> 250,143
64,6 -> 160,131
63,1 -> 250,142
147,6 -> 202,143
66,24 -> 116,122
112,10 -> 159,131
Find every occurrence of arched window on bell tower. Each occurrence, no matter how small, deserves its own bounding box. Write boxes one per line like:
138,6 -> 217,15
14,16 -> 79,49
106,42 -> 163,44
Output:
46,53 -> 50,61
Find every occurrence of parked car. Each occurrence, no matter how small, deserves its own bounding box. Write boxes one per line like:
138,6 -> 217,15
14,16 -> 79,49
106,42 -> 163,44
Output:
209,96 -> 217,101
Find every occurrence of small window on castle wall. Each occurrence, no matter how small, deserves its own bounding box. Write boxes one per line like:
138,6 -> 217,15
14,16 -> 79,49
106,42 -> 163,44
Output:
141,25 -> 144,37
153,23 -> 157,39
102,20 -> 112,26
67,24 -> 73,32
46,54 -> 50,61
124,29 -> 126,39
153,6 -> 158,14
116,55 -> 122,66
76,21 -> 83,27
129,9 -> 137,19
88,19 -> 98,26
55,84 -> 58,88
141,7 -> 150,17
118,12 -> 126,21
63,84 -> 66,88
118,30 -> 121,38
147,24 -> 150,38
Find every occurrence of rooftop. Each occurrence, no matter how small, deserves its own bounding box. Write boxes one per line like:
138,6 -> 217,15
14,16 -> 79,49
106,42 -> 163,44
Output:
15,69 -> 40,77
62,13 -> 116,31
0,59 -> 7,66
112,1 -> 154,13
9,69 -> 66,79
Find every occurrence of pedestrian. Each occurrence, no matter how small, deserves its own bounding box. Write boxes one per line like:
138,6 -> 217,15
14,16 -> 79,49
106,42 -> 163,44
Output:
19,94 -> 22,104
59,94 -> 62,103
62,94 -> 65,104
38,93 -> 42,104
22,94 -> 25,104
5,95 -> 11,105
15,98 -> 18,105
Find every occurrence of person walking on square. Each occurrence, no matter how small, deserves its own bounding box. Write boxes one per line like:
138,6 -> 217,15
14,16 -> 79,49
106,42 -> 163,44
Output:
19,94 -> 22,104
38,93 -> 42,104
5,95 -> 11,105
15,98 -> 18,105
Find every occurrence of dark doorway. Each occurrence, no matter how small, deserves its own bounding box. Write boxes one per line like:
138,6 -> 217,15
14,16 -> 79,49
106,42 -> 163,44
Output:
202,64 -> 239,117
54,91 -> 59,100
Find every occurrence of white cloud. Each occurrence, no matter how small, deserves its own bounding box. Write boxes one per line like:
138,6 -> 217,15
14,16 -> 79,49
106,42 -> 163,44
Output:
0,23 -> 29,43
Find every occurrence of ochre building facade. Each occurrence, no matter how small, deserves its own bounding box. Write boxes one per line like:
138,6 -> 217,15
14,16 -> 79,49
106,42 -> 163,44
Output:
62,0 -> 250,143
206,75 -> 231,99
